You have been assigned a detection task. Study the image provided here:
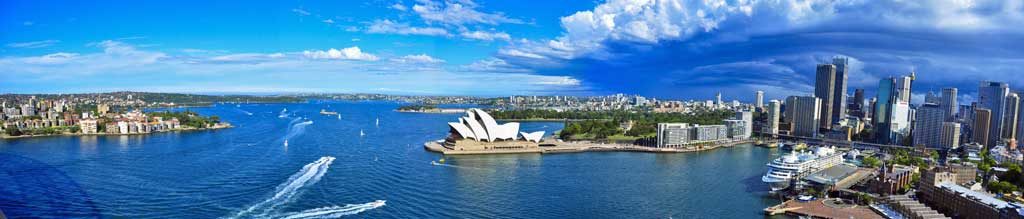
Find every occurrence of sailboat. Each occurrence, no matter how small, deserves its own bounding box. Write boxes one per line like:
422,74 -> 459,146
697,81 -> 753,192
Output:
337,114 -> 341,120
360,129 -> 365,137
375,118 -> 380,127
284,140 -> 289,146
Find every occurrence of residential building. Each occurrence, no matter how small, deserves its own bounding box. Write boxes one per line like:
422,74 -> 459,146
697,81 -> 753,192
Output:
657,123 -> 691,148
914,103 -> 944,148
755,90 -> 764,109
941,122 -> 961,150
80,119 -> 98,134
1006,93 -> 1021,140
974,108 -> 992,147
789,96 -> 821,138
766,100 -> 781,135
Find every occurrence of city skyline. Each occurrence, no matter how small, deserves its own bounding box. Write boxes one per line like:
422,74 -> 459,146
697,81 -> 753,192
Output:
3,0 -> 1024,102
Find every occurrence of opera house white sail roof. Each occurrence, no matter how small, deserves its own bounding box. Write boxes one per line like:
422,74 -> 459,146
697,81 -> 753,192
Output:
448,108 -> 545,143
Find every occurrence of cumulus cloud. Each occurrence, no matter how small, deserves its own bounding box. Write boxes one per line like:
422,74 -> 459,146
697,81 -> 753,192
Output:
460,30 -> 511,41
322,19 -> 335,24
365,19 -> 450,36
392,54 -> 445,63
480,0 -> 1024,100
302,47 -> 379,61
6,40 -> 60,48
411,0 -> 523,26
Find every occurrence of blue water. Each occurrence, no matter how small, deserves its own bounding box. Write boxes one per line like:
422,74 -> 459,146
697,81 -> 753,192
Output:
0,101 -> 783,218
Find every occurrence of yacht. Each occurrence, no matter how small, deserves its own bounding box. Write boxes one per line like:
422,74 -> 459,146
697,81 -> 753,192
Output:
762,146 -> 845,191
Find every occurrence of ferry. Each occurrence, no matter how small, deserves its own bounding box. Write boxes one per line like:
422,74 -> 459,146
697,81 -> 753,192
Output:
762,146 -> 845,191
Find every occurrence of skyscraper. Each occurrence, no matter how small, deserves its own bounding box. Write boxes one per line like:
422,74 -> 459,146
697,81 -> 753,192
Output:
814,64 -> 837,130
831,57 -> 849,124
940,88 -> 958,121
790,96 -> 821,138
755,91 -> 764,109
1003,93 -> 1020,140
974,108 -> 992,147
716,92 -> 723,107
767,100 -> 781,135
941,122 -> 961,149
913,103 -> 944,148
875,74 -> 915,145
852,88 -> 866,119
978,81 -> 1009,147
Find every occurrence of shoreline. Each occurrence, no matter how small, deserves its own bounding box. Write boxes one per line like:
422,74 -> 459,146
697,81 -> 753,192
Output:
424,139 -> 755,155
1,124 -> 233,140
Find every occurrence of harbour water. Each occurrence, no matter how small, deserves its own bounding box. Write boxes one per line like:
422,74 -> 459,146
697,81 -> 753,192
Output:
0,101 -> 783,218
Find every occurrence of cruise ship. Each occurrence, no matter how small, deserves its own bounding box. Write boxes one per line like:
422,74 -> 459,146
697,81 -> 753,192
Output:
762,146 -> 845,191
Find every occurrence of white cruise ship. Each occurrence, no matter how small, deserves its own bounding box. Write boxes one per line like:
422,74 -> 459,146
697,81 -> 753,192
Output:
762,146 -> 845,191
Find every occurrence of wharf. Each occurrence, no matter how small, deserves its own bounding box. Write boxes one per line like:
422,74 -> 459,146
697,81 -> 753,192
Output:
764,199 -> 883,219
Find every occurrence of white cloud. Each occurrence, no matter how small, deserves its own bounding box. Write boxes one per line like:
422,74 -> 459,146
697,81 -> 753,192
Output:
365,19 -> 450,36
322,19 -> 335,24
22,21 -> 33,26
292,8 -> 311,16
302,47 -> 379,61
6,40 -> 60,48
392,54 -> 445,63
390,3 -> 408,11
344,26 -> 360,32
411,0 -> 523,26
501,0 -> 1024,64
0,41 -> 581,95
460,30 -> 511,41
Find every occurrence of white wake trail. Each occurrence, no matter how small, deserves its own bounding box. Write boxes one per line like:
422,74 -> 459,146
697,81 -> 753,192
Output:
282,119 -> 313,142
228,156 -> 336,219
276,200 -> 387,219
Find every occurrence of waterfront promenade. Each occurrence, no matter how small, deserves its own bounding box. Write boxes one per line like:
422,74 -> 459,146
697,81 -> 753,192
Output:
424,139 -> 754,155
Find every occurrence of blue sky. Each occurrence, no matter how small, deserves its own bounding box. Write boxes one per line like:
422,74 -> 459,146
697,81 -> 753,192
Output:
2,0 -> 1024,102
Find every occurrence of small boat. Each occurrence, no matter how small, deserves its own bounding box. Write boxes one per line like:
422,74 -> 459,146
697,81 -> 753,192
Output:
375,118 -> 380,126
360,129 -> 365,137
337,114 -> 341,120
284,140 -> 289,146
438,158 -> 445,163
320,109 -> 339,115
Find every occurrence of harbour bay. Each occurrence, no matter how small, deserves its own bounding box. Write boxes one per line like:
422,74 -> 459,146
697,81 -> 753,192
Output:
0,101 -> 783,218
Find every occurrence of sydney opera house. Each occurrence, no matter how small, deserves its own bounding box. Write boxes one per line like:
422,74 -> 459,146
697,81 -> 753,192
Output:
441,108 -> 546,152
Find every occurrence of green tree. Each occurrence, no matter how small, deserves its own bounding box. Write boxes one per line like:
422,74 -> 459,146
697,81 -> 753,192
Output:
862,156 -> 881,168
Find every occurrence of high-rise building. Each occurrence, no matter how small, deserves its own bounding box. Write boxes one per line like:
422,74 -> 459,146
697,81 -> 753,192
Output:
941,122 -> 961,149
895,72 -> 915,103
755,91 -> 764,109
941,88 -> 958,121
978,81 -> 1009,147
814,64 -> 837,130
766,100 -> 781,135
914,103 -> 944,148
874,74 -> 916,145
832,57 -> 849,124
737,111 -> 752,139
716,92 -> 723,107
974,108 -> 992,147
790,96 -> 821,138
657,123 -> 691,148
852,88 -> 866,119
1003,93 -> 1020,140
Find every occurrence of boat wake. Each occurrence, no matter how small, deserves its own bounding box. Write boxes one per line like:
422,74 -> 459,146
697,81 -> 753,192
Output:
225,156 -> 385,219
282,119 -> 313,142
228,156 -> 336,218
279,108 -> 290,118
237,109 -> 254,116
274,200 -> 386,219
